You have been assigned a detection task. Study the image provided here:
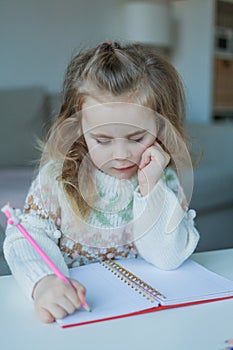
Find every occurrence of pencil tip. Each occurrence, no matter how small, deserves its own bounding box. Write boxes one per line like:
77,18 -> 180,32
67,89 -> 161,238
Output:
82,303 -> 91,312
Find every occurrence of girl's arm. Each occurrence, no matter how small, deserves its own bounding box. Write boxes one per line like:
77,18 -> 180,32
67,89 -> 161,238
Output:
133,169 -> 200,270
3,163 -> 69,300
3,163 -> 88,323
4,214 -> 69,300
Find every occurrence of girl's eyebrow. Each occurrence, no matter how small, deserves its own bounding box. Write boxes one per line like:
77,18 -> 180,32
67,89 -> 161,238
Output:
89,130 -> 147,139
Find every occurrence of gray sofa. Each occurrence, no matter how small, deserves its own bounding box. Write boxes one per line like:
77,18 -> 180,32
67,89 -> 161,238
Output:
0,87 -> 232,275
187,123 -> 233,251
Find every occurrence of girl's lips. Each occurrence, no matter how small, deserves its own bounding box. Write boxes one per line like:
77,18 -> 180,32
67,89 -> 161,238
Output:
113,164 -> 137,172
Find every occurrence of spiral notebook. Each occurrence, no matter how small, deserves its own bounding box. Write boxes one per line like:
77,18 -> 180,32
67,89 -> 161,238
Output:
56,257 -> 233,328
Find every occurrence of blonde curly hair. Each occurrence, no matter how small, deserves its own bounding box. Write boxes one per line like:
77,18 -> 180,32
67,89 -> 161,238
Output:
42,42 -> 188,218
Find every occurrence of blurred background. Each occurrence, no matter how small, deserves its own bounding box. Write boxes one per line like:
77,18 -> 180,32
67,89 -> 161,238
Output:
0,0 -> 233,274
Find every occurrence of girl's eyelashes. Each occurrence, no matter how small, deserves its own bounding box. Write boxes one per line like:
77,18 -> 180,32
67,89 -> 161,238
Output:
96,139 -> 111,145
95,135 -> 145,144
129,136 -> 144,143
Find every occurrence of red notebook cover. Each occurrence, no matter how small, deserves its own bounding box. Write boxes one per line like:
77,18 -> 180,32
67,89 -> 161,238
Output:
59,295 -> 233,329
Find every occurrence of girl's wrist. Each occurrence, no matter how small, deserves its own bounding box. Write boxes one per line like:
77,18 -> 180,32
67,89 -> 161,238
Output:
138,180 -> 159,196
32,274 -> 55,300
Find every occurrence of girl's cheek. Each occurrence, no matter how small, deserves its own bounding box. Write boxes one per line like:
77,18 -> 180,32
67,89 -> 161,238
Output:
141,141 -> 152,150
146,139 -> 156,149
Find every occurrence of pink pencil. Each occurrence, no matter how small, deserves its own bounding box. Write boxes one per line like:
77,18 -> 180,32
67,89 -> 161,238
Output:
1,203 -> 91,312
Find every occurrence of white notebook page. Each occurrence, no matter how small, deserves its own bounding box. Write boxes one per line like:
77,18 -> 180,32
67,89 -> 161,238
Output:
56,257 -> 233,327
56,260 -> 158,327
119,258 -> 233,305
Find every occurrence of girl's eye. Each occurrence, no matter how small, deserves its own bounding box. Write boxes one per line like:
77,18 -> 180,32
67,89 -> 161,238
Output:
96,139 -> 111,145
130,136 -> 144,143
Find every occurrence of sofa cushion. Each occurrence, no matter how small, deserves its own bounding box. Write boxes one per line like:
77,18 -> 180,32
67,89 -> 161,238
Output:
0,167 -> 35,228
0,87 -> 48,167
0,224 -> 11,275
187,123 -> 233,167
187,123 -> 233,211
191,165 -> 233,211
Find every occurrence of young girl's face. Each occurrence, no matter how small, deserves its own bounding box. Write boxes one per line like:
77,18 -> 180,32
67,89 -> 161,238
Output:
81,97 -> 157,179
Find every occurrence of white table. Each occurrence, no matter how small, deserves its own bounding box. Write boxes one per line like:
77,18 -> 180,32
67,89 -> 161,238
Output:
1,249 -> 233,350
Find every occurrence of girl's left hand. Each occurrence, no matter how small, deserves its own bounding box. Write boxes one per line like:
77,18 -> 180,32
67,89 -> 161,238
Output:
138,142 -> 170,196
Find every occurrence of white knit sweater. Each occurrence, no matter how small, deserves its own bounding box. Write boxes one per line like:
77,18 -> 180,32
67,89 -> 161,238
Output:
3,162 -> 199,299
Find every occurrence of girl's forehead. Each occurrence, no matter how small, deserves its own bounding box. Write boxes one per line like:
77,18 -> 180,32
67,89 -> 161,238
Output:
82,97 -> 155,130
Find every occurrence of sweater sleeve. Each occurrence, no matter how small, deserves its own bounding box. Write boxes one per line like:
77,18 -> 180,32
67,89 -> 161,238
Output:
133,169 -> 200,270
3,163 -> 69,300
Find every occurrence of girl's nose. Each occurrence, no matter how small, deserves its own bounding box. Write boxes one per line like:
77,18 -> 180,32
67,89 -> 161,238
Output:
113,139 -> 131,159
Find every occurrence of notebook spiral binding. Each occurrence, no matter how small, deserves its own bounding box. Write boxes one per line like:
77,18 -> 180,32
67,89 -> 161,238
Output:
100,259 -> 166,303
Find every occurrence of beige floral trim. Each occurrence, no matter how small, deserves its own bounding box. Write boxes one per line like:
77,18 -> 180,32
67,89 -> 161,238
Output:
24,194 -> 60,222
59,235 -> 138,268
24,194 -> 138,268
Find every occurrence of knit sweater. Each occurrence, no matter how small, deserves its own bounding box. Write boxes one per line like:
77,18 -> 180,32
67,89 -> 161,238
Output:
3,162 -> 199,299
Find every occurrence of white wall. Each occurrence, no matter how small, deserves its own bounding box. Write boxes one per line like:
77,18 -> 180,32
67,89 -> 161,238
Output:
172,0 -> 215,123
0,0 -> 125,92
0,0 -> 216,122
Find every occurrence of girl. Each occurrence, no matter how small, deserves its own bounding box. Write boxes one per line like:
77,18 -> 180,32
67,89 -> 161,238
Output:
3,42 -> 199,323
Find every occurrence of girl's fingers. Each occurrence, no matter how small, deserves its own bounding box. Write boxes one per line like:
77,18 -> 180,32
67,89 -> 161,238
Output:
55,295 -> 77,315
139,153 -> 151,169
70,278 -> 87,306
137,143 -> 170,196
35,306 -> 55,324
36,296 -> 77,322
61,281 -> 82,309
139,148 -> 155,169
49,302 -> 71,320
58,279 -> 87,312
35,284 -> 87,323
33,275 -> 89,323
152,143 -> 170,167
139,145 -> 169,178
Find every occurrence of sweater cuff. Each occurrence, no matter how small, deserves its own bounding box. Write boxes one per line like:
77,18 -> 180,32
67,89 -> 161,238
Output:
4,228 -> 69,300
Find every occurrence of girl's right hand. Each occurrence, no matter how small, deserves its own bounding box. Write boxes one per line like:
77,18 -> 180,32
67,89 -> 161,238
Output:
32,274 -> 86,323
